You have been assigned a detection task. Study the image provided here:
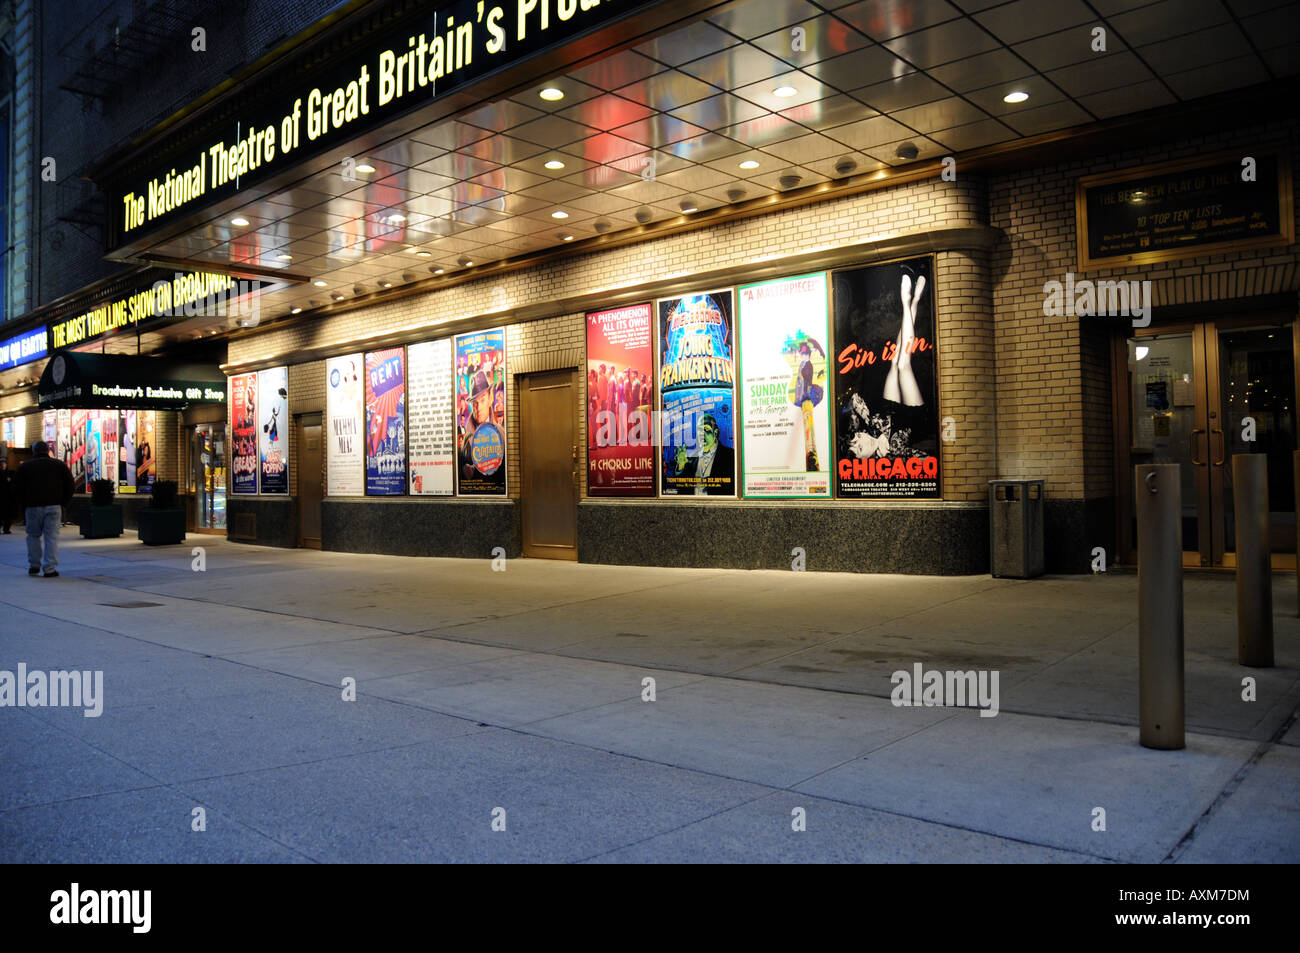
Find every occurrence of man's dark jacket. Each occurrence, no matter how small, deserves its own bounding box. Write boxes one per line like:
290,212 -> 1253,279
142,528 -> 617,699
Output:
14,455 -> 74,508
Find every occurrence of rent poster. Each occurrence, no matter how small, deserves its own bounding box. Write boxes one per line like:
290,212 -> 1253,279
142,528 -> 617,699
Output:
586,303 -> 654,496
407,339 -> 455,496
365,348 -> 406,495
658,290 -> 736,496
325,354 -> 364,495
43,410 -> 56,447
258,366 -> 289,495
832,256 -> 940,498
455,328 -> 507,495
231,372 -> 258,494
738,273 -> 832,498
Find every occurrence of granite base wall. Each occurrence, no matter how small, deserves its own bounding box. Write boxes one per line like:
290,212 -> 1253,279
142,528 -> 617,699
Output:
1044,498 -> 1115,574
227,498 -> 296,549
321,500 -> 520,558
578,502 -> 991,574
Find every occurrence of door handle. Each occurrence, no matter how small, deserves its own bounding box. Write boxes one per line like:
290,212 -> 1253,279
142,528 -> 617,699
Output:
1210,429 -> 1226,466
1189,428 -> 1206,466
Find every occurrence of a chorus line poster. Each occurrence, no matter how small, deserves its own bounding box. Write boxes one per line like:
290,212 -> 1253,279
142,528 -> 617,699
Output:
326,354 -> 364,495
586,303 -> 654,496
365,348 -> 407,495
658,290 -> 736,496
455,328 -> 507,496
407,338 -> 455,496
738,273 -> 832,498
231,372 -> 259,494
258,366 -> 289,495
832,256 -> 940,498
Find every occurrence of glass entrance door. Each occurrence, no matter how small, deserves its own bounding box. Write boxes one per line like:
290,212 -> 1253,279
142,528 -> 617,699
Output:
1125,317 -> 1296,568
193,424 -> 227,532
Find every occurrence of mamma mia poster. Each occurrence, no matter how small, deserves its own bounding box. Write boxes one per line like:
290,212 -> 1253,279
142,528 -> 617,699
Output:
832,256 -> 940,498
257,366 -> 289,495
658,290 -> 736,496
365,348 -> 406,495
738,273 -> 831,498
326,354 -> 364,495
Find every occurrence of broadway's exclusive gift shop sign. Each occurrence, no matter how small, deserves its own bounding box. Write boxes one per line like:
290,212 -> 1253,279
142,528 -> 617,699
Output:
738,273 -> 831,498
586,304 -> 654,496
832,257 -> 940,499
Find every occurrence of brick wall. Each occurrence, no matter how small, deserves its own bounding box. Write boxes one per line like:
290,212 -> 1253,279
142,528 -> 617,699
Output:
988,119 -> 1300,500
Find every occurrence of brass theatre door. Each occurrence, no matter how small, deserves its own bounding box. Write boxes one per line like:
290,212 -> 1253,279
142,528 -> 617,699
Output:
520,370 -> 578,559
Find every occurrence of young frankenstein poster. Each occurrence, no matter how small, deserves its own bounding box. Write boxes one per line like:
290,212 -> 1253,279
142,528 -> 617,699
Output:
586,303 -> 654,496
832,256 -> 940,498
455,329 -> 507,496
658,290 -> 736,496
365,348 -> 407,495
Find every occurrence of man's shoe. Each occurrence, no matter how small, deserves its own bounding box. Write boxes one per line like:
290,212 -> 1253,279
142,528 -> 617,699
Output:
28,567 -> 39,575
43,571 -> 59,577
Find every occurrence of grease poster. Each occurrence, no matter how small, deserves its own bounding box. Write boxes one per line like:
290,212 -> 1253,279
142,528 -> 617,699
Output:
586,304 -> 654,496
365,348 -> 406,495
231,372 -> 259,494
832,256 -> 940,498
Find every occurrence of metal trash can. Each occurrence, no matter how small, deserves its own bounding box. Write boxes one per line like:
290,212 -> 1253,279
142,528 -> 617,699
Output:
989,479 -> 1045,578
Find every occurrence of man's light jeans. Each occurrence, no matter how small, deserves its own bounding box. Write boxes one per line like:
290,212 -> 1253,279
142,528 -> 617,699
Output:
26,505 -> 62,573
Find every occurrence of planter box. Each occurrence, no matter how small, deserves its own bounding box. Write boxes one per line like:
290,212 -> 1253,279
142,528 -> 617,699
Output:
137,508 -> 186,546
80,504 -> 124,539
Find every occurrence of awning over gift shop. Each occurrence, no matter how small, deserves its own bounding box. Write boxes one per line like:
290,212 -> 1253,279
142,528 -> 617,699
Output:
37,351 -> 227,409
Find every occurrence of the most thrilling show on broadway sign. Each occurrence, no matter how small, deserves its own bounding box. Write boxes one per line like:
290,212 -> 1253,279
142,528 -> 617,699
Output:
586,304 -> 654,496
832,256 -> 940,498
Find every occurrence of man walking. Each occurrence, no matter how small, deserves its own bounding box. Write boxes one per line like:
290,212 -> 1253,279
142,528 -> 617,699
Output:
14,440 -> 73,577
0,458 -> 15,533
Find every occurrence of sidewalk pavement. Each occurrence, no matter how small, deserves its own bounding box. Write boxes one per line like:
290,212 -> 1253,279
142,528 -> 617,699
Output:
1,528 -> 1296,863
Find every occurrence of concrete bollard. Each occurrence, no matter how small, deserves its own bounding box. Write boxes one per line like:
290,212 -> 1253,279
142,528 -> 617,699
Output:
1234,454 -> 1274,667
1136,464 -> 1184,750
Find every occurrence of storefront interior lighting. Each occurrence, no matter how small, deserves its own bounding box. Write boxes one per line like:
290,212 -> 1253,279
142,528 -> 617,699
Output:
539,87 -> 564,101
1003,90 -> 1029,103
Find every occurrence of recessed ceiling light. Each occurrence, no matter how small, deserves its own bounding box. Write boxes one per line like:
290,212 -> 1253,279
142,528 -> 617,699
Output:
458,257 -> 473,267
594,220 -> 612,233
635,208 -> 652,224
277,253 -> 292,261
380,281 -> 393,288
895,143 -> 919,160
1003,90 -> 1029,103
432,267 -> 445,275
387,213 -> 405,223
416,250 -> 431,257
290,306 -> 302,314
539,87 -> 564,101
559,232 -> 574,241
544,159 -> 566,170
778,174 -> 802,189
313,279 -> 328,287
739,159 -> 760,169
231,216 -> 249,227
356,162 -> 375,174
680,200 -> 698,213
773,85 -> 798,98
331,293 -> 345,301
551,210 -> 569,219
